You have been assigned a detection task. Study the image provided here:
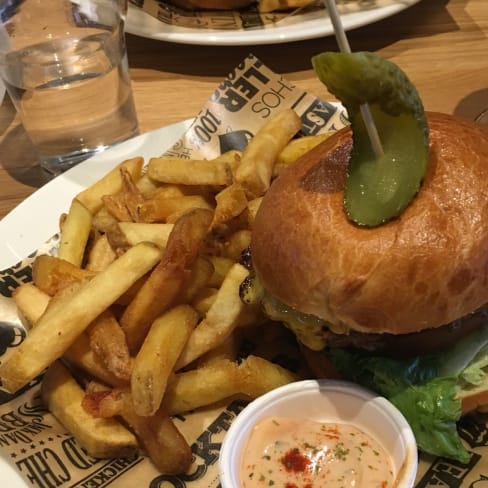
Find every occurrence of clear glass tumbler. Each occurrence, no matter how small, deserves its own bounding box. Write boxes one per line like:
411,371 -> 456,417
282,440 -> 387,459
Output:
0,0 -> 139,175
475,108 -> 488,127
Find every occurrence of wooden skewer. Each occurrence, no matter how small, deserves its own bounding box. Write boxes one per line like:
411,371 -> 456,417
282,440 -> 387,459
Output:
324,0 -> 385,159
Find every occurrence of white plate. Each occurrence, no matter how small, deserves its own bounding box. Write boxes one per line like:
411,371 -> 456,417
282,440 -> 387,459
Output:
126,0 -> 421,45
0,119 -> 192,271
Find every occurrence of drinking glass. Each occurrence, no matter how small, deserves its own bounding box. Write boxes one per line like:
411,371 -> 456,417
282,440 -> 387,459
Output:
475,108 -> 488,127
0,0 -> 139,175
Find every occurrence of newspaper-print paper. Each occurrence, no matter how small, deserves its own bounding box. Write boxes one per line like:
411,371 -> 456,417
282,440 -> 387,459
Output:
1,54 -> 488,487
129,0 -> 412,32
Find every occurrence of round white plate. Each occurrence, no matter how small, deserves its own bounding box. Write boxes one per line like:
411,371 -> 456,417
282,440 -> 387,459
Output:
0,119 -> 192,271
126,0 -> 421,45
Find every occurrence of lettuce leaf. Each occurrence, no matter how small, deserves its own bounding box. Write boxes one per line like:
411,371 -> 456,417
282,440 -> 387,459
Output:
438,321 -> 488,379
461,350 -> 488,386
328,347 -> 469,461
326,325 -> 488,463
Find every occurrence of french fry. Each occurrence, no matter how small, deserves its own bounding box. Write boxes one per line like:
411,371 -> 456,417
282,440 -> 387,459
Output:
212,183 -> 248,228
12,283 -> 123,386
237,354 -> 300,398
131,305 -> 198,416
118,222 -> 174,247
137,195 -> 213,223
64,333 -> 126,387
147,157 -> 233,186
120,399 -> 192,474
177,257 -> 214,303
82,382 -> 126,418
213,150 -> 242,174
87,387 -> 192,474
69,341 -> 127,388
207,256 -> 235,288
85,234 -> 117,271
163,355 -> 298,415
13,283 -> 50,326
246,196 -> 263,227
274,132 -> 332,176
34,279 -> 83,323
91,206 -> 120,234
235,108 -> 302,197
75,157 -> 144,214
88,311 -> 132,382
163,359 -> 243,415
223,229 -> 252,261
102,196 -> 133,223
147,184 -> 188,200
176,263 -> 249,369
0,242 -> 162,392
58,199 -> 92,267
41,361 -> 138,458
32,255 -> 95,296
135,173 -> 161,195
191,287 -> 218,316
104,222 -> 130,252
120,208 -> 213,353
102,167 -> 145,222
115,274 -> 148,306
196,330 -> 242,366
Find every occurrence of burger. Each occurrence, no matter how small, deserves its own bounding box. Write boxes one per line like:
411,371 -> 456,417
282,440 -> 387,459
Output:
166,0 -> 254,10
166,0 -> 314,12
244,54 -> 488,462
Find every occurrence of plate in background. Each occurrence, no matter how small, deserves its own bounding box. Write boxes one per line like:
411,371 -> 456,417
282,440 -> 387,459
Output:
126,0 -> 421,45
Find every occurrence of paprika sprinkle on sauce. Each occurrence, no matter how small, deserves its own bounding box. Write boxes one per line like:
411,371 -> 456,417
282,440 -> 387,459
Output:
281,447 -> 310,473
240,417 -> 394,487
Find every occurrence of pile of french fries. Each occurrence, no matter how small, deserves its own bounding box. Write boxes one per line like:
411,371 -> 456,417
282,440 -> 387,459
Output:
0,109 -> 331,474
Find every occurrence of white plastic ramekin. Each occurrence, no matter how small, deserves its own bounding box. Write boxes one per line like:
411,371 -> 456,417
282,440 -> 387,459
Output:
219,379 -> 418,488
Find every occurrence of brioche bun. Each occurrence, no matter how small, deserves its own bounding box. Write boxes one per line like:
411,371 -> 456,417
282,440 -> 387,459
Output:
251,112 -> 488,336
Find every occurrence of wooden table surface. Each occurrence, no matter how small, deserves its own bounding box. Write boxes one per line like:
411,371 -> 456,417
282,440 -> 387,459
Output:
0,0 -> 487,220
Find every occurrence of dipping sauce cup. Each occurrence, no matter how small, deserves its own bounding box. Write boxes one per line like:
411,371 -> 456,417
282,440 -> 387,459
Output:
219,379 -> 418,488
0,0 -> 139,175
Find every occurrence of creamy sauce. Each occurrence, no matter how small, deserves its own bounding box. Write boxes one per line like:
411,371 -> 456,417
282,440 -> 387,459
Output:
240,417 -> 395,488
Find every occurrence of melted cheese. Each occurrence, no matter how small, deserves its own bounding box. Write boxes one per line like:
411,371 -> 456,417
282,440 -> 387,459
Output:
240,272 -> 329,351
262,293 -> 329,351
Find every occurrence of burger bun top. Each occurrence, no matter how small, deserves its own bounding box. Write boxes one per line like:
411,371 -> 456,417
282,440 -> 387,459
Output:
251,112 -> 488,335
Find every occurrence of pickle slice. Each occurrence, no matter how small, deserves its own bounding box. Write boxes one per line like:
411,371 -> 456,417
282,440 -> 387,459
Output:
312,52 -> 429,227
